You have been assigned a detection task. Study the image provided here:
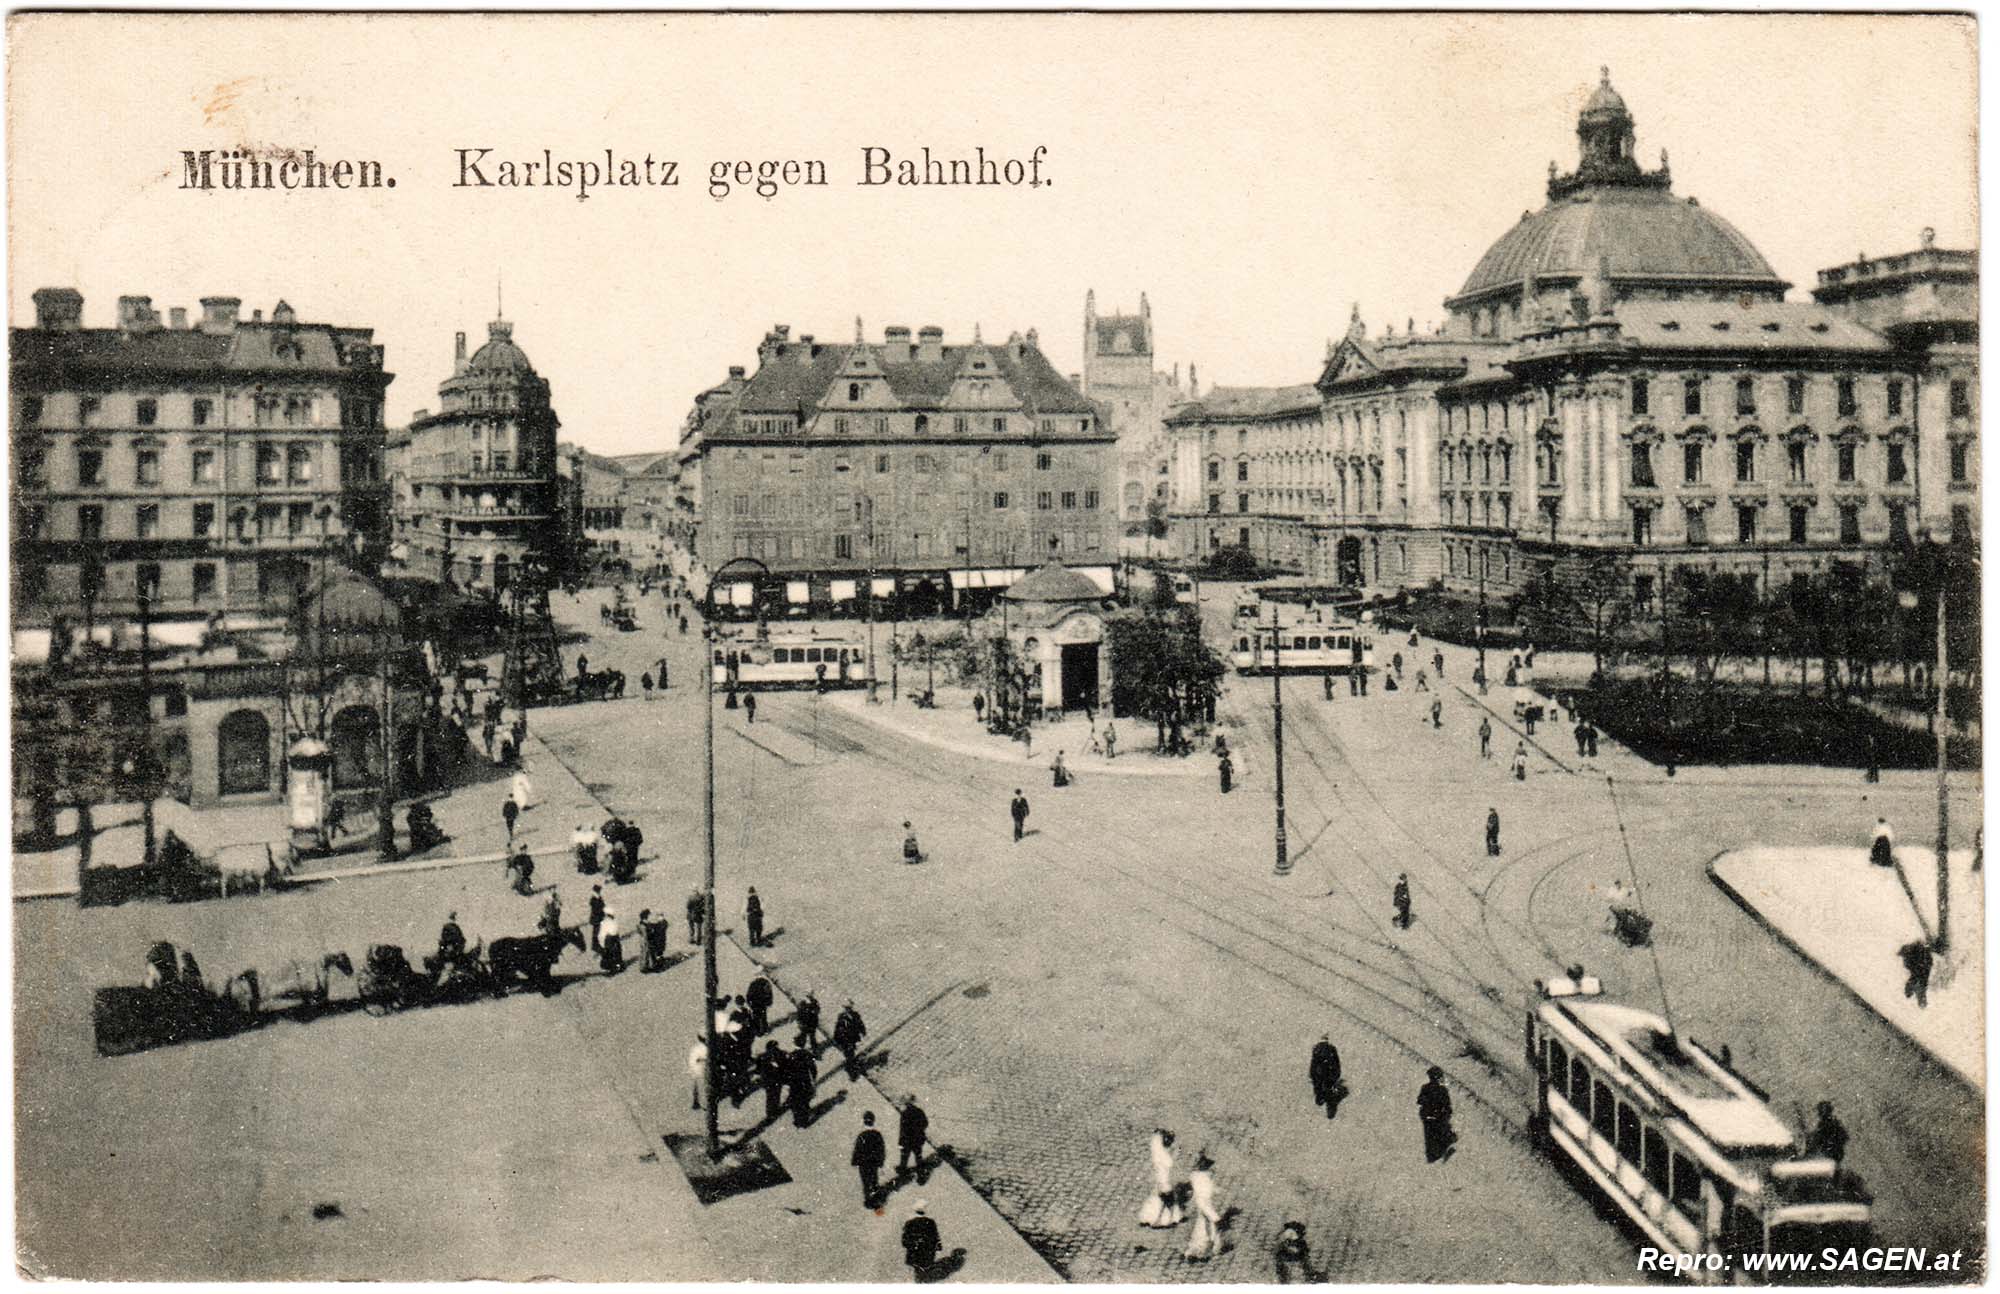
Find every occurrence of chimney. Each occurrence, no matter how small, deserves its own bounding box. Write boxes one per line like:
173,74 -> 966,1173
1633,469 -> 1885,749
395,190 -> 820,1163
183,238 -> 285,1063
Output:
454,331 -> 468,374
199,296 -> 241,334
883,325 -> 913,360
117,295 -> 158,331
1026,327 -> 1040,351
798,334 -> 815,358
727,366 -> 746,380
31,287 -> 83,331
272,299 -> 296,325
252,308 -> 264,323
169,307 -> 188,330
917,325 -> 944,364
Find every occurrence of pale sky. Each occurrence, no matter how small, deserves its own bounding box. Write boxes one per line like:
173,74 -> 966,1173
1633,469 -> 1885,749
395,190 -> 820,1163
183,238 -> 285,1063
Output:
9,13 -> 1978,458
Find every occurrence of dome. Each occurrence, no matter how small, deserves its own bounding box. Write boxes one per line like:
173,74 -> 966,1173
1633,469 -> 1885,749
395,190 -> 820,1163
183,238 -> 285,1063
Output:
1581,66 -> 1628,118
1003,561 -> 1105,604
1456,185 -> 1783,301
466,319 -> 535,374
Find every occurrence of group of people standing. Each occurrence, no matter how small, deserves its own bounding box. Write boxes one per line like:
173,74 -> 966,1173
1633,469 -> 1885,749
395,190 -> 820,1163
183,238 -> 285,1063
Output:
1137,1129 -> 1227,1262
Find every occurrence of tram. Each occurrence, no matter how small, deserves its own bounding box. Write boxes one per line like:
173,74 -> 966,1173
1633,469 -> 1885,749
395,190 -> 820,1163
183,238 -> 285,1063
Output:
711,633 -> 868,689
1527,975 -> 1872,1280
1229,622 -> 1375,675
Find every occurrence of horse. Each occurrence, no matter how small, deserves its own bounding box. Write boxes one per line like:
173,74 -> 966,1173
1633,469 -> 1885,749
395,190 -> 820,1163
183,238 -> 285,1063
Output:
488,925 -> 584,995
224,950 -> 355,1014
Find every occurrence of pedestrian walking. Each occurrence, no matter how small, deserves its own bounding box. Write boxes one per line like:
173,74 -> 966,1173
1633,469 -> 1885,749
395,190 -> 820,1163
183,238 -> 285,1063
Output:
1414,669 -> 1430,692
759,1040 -> 787,1123
1512,742 -> 1528,781
1899,939 -> 1934,1008
1393,873 -> 1412,929
1218,752 -> 1234,794
1392,651 -> 1404,678
688,1036 -> 708,1110
788,1035 -> 817,1126
595,908 -> 623,972
852,1112 -> 888,1210
641,672 -> 654,699
1323,674 -> 1335,701
898,1097 -> 930,1181
639,909 -> 669,972
1103,720 -> 1117,760
1574,720 -> 1588,759
1184,1154 -> 1222,1261
1479,716 -> 1492,759
588,884 -> 606,951
833,1000 -> 868,1078
656,657 -> 669,689
1432,649 -> 1445,679
686,889 -> 705,945
747,974 -> 774,1038
1805,1100 -> 1849,1172
483,718 -> 498,757
501,796 -> 519,842
1418,1066 -> 1456,1163
744,693 -> 758,724
1010,789 -> 1030,842
1274,1221 -> 1320,1284
512,768 -> 533,813
796,992 -> 822,1051
1138,1129 -> 1184,1228
1051,750 -> 1070,787
746,886 -> 767,947
572,822 -> 598,873
1430,698 -> 1443,729
1486,807 -> 1502,857
1583,723 -> 1599,758
679,614 -> 689,635
902,1202 -> 943,1281
1870,817 -> 1895,868
1309,1033 -> 1344,1119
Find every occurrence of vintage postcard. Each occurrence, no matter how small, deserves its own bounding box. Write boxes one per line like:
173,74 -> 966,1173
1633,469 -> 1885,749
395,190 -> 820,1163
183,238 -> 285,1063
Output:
7,11 -> 1983,1284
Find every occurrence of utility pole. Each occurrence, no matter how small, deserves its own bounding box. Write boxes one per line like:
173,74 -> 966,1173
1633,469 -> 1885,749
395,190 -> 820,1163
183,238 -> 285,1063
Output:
701,611 -> 721,1157
1933,567 -> 1950,953
1271,604 -> 1290,876
136,588 -> 157,867
865,500 -> 879,703
1475,555 -> 1488,687
376,618 -> 398,861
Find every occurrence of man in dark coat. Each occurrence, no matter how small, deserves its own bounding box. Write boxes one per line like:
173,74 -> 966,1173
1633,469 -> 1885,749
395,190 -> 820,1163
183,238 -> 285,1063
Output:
901,1203 -> 942,1279
744,692 -> 758,724
795,992 -> 822,1052
1393,874 -> 1412,929
1308,1034 -> 1343,1119
746,887 -> 767,947
852,1111 -> 887,1209
1486,808 -> 1502,857
1010,790 -> 1030,842
758,1040 -> 788,1124
1418,1066 -> 1456,1163
639,909 -> 669,972
587,885 -> 606,952
897,1098 -> 930,1182
746,974 -> 774,1038
833,1000 -> 867,1078
1805,1100 -> 1849,1172
686,890 -> 705,945
501,796 -> 519,842
1899,939 -> 1934,1008
788,1035 -> 817,1126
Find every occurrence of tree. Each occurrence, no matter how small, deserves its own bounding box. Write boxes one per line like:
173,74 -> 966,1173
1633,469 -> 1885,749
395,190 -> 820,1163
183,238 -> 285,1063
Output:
1201,544 -> 1261,581
1107,609 -> 1223,748
1573,556 -> 1632,682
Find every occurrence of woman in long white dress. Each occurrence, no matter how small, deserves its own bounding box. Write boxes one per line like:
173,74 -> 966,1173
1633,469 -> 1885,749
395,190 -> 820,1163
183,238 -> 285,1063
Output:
1137,1129 -> 1183,1228
1184,1153 -> 1222,1260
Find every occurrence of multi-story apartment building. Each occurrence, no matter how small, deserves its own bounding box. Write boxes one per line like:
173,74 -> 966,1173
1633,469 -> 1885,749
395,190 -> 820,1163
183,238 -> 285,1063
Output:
1164,385 -> 1324,567
387,316 -> 564,593
688,323 -> 1114,615
1166,70 -> 1978,611
10,289 -> 392,634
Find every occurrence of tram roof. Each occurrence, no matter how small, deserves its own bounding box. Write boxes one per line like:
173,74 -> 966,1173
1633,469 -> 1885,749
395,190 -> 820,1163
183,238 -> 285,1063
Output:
1556,1000 -> 1795,1152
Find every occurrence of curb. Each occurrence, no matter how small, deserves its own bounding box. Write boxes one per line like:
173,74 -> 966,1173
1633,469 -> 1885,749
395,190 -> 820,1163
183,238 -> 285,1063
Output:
1449,681 -> 1575,775
827,698 -> 1208,778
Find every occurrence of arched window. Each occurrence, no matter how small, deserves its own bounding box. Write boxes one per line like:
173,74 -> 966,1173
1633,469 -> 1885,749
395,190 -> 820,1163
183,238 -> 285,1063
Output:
331,705 -> 379,789
218,709 -> 271,796
848,382 -> 861,401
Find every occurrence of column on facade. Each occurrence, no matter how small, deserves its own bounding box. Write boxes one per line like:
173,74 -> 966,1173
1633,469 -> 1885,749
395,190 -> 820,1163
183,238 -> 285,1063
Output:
1560,385 -> 1586,526
1915,362 -> 1952,537
1596,383 -> 1621,536
1408,398 -> 1438,526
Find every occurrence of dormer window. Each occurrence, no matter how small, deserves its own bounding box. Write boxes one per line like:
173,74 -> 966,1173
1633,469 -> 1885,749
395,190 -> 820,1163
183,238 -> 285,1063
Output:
848,383 -> 861,401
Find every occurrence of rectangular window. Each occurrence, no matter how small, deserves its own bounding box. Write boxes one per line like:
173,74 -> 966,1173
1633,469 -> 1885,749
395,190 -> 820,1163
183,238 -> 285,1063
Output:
288,444 -> 313,483
789,536 -> 805,559
1737,506 -> 1757,545
1630,445 -> 1655,488
78,396 -> 100,426
1239,527 -> 1250,547
193,563 -> 217,600
1952,504 -> 1971,545
1642,1129 -> 1670,1195
193,502 -> 215,538
1682,377 -> 1702,416
1036,452 -> 1053,471
1207,461 -> 1219,482
1950,439 -> 1969,482
1207,494 -> 1220,515
136,562 -> 161,600
1084,488 -> 1099,510
733,494 -> 749,516
834,533 -> 853,559
992,491 -> 1009,509
953,416 -> 969,436
1237,493 -> 1250,514
789,452 -> 806,473
1686,507 -> 1708,546
136,503 -> 160,539
1837,378 -> 1857,417
1734,377 -> 1755,416
1682,442 -> 1703,484
1950,380 -> 1971,416
1787,376 -> 1806,415
135,448 -> 161,486
1037,491 -> 1052,511
1061,491 -> 1076,510
288,502 -> 310,536
876,453 -> 890,473
77,448 -> 104,486
77,504 -> 102,540
1887,380 -> 1903,417
191,448 -> 217,485
257,444 -> 281,483
993,451 -> 1008,471
1837,442 -> 1856,482
834,455 -> 851,474
136,398 -> 159,427
1236,461 -> 1249,482
1886,442 -> 1908,484
1789,505 -> 1809,544
1632,508 -> 1652,546
733,536 -> 750,558
1888,503 -> 1909,545
1839,505 -> 1860,543
1631,377 -> 1649,416
993,416 -> 1006,434
873,417 -> 888,435
1787,441 -> 1807,483
1735,441 -> 1755,483
914,454 -> 932,473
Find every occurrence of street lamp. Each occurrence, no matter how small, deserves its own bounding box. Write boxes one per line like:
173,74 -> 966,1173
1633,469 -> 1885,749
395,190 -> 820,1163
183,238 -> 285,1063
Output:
699,554 -> 767,1160
1896,535 -> 1955,954
1270,604 -> 1290,876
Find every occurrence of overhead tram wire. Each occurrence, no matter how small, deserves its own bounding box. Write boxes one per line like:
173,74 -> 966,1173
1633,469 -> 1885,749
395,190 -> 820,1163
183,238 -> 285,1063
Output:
1604,774 -> 1678,1038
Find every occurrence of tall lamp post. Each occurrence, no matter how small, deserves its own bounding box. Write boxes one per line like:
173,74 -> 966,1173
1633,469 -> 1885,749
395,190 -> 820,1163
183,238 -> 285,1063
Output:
1271,604 -> 1290,876
700,555 -> 768,1159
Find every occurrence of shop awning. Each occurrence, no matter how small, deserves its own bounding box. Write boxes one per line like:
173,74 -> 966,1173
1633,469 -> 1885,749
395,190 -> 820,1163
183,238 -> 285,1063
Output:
785,581 -> 810,604
830,579 -> 858,602
949,570 -> 971,590
870,577 -> 895,598
728,583 -> 754,608
1079,566 -> 1116,594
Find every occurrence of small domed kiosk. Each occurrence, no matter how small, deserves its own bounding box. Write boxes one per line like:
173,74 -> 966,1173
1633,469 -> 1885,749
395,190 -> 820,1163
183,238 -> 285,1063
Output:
1002,562 -> 1111,714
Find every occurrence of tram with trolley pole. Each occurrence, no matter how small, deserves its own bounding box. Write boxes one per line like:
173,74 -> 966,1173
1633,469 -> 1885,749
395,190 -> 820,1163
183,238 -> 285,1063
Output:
711,631 -> 868,690
1230,622 -> 1375,676
1526,971 -> 1872,1281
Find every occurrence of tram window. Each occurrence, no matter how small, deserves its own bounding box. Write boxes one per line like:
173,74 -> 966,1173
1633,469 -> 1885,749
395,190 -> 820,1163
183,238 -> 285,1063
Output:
1670,1153 -> 1702,1212
1546,1041 -> 1569,1098
1642,1127 -> 1669,1193
713,650 -> 725,665
1571,1059 -> 1590,1111
1336,636 -> 1349,651
806,648 -> 823,663
1616,1104 -> 1641,1164
1591,1082 -> 1616,1139
1308,637 -> 1322,650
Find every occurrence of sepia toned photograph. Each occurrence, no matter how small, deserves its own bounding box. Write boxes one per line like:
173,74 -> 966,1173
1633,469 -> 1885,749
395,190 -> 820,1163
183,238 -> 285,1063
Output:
6,12 -> 1983,1284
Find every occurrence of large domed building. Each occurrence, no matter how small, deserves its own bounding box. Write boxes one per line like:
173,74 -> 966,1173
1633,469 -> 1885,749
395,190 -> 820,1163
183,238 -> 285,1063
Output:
1170,69 -> 1977,613
387,315 -> 568,593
